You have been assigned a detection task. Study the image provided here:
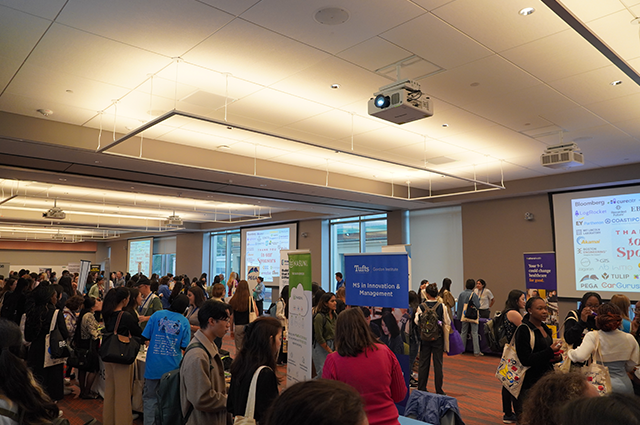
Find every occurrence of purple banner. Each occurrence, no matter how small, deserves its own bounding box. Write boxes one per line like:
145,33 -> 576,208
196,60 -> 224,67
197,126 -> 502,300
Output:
524,252 -> 557,291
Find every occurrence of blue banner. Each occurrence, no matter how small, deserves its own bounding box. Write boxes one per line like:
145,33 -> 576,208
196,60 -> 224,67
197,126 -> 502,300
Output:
524,252 -> 557,291
344,253 -> 409,308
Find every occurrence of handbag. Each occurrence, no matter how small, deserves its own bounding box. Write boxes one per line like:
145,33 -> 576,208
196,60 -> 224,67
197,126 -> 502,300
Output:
44,310 -> 69,368
233,366 -> 269,425
447,327 -> 465,356
461,295 -> 479,323
132,361 -> 144,412
248,298 -> 257,323
99,311 -> 141,365
495,325 -> 534,398
581,331 -> 612,396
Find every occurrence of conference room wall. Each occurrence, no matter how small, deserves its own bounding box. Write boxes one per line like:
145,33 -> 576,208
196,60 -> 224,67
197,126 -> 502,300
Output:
176,233 -> 205,279
409,207 -> 464,296
461,194 -> 554,316
0,250 -> 97,275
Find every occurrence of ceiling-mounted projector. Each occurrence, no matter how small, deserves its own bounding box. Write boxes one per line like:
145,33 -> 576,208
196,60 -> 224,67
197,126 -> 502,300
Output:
163,214 -> 183,227
368,79 -> 433,124
42,206 -> 66,219
541,142 -> 584,168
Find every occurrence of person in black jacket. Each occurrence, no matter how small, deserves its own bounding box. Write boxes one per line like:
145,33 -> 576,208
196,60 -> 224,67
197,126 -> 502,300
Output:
24,284 -> 69,401
514,296 -> 562,419
563,291 -> 601,349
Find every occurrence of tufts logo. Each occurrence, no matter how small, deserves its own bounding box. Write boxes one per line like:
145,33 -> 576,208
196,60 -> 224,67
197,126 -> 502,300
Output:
354,265 -> 370,273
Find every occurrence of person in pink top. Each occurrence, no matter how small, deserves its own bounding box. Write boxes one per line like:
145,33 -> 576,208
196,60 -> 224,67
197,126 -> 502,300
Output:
323,307 -> 407,425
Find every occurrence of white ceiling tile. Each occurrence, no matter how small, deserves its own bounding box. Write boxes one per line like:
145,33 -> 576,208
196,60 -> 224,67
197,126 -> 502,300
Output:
501,29 -> 612,82
239,0 -> 425,54
336,37 -> 412,72
463,84 -> 577,132
560,0 -> 625,23
0,6 -> 51,62
182,18 -> 329,87
586,9 -> 640,60
352,126 -> 426,152
0,92 -> 103,129
57,0 -> 235,57
286,109 -> 387,141
409,0 -> 455,12
0,57 -> 20,91
0,0 -> 66,19
432,0 -> 567,52
539,107 -> 607,132
5,64 -> 131,113
270,56 -> 390,109
25,24 -> 170,90
586,92 -> 640,123
195,0 -> 260,16
402,103 -> 510,137
549,65 -> 640,105
613,117 -> 640,139
380,13 -> 493,70
418,55 -> 541,107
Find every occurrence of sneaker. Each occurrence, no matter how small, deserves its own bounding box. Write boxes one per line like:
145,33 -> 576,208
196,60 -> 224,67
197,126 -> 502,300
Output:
474,352 -> 484,357
503,413 -> 517,423
409,378 -> 418,388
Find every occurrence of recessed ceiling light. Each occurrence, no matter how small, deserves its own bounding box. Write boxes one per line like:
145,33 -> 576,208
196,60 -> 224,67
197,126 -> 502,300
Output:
66,90 -> 73,94
442,123 -> 449,128
58,178 -> 67,182
632,17 -> 640,25
519,7 -> 535,16
331,84 -> 340,89
260,184 -> 267,187
37,109 -> 53,117
470,82 -> 480,87
217,145 -> 231,150
610,80 -> 622,86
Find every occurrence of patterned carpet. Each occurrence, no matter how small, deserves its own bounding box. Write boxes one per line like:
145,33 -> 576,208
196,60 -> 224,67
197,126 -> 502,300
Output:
58,336 -> 503,425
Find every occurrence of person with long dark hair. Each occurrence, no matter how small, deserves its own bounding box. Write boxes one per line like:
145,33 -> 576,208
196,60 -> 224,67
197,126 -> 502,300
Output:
500,289 -> 526,424
0,319 -> 64,423
24,284 -> 69,401
229,280 -> 257,352
74,296 -> 102,399
323,307 -> 406,425
437,277 -> 456,323
513,296 -> 563,419
564,291 -> 602,349
568,302 -> 640,394
185,286 -> 206,337
102,287 -> 142,425
227,317 -> 281,423
313,292 -> 337,377
276,285 -> 289,364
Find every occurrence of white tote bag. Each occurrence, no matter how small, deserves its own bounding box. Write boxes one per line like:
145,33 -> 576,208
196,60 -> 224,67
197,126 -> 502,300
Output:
233,366 -> 269,425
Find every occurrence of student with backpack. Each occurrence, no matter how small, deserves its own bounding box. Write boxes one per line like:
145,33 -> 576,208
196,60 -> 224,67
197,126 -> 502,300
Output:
414,283 -> 450,395
179,300 -> 232,425
457,279 -> 482,356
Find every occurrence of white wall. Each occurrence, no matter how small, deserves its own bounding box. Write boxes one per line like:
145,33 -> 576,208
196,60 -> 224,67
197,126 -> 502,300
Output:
409,206 -> 464,296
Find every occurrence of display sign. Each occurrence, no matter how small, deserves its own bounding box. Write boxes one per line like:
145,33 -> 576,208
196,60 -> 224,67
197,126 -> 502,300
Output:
524,252 -> 557,290
286,252 -> 312,386
247,266 -> 260,290
279,250 -> 290,290
344,253 -> 409,309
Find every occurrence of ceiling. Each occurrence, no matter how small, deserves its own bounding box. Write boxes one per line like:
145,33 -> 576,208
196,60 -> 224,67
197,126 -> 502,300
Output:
1,0 -> 640,240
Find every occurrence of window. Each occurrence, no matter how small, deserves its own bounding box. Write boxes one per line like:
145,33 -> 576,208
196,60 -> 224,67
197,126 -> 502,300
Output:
330,214 -> 387,290
209,230 -> 241,279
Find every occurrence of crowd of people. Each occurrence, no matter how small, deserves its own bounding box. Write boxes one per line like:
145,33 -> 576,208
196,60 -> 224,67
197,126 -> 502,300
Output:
1,269 -> 640,425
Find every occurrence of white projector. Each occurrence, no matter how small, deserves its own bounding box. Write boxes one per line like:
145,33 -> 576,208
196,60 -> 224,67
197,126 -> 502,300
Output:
368,80 -> 433,125
541,142 -> 584,169
163,215 -> 183,227
42,207 -> 66,219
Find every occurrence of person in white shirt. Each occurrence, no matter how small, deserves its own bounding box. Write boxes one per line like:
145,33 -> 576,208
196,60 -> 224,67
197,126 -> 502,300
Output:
568,302 -> 640,394
474,279 -> 494,319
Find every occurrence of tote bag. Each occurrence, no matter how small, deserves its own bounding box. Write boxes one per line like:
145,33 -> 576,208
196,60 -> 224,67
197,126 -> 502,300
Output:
233,366 -> 270,425
461,296 -> 479,324
495,325 -> 534,398
582,331 -> 612,396
248,297 -> 258,323
44,310 -> 69,368
447,327 -> 465,356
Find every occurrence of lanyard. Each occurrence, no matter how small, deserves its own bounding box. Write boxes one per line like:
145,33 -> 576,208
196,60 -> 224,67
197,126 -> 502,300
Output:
139,293 -> 153,313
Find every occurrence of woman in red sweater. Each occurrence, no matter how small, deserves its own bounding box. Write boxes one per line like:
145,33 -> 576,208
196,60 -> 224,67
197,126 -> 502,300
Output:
322,307 -> 407,425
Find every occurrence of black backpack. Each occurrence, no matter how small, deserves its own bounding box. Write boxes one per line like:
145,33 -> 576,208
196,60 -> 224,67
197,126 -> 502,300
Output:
463,295 -> 478,321
155,342 -> 210,425
419,302 -> 443,342
484,312 -> 509,352
268,302 -> 277,317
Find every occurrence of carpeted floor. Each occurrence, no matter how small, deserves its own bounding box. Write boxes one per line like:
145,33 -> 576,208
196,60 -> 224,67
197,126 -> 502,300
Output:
58,336 -> 503,425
